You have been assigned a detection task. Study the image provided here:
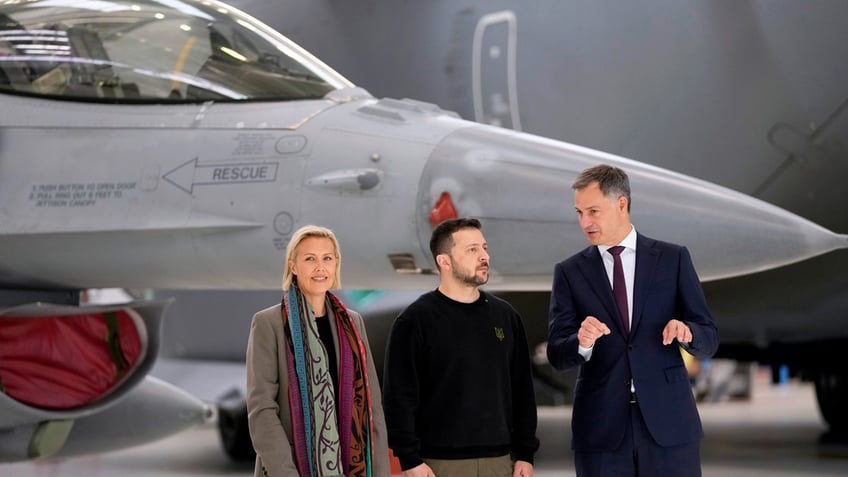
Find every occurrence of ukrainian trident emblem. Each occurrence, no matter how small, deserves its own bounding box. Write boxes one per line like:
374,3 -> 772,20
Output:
494,327 -> 505,341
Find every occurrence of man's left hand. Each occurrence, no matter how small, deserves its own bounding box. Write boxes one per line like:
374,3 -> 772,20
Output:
662,319 -> 692,345
513,460 -> 533,477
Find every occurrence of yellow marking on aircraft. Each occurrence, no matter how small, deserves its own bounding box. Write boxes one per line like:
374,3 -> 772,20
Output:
172,35 -> 198,92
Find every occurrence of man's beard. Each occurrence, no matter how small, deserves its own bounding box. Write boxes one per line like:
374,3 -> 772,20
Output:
451,263 -> 489,286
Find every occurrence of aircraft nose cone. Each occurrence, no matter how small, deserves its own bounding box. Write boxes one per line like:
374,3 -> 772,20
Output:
417,125 -> 846,285
628,166 -> 847,280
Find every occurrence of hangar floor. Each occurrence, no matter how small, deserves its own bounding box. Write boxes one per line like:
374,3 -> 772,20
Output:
3,370 -> 848,476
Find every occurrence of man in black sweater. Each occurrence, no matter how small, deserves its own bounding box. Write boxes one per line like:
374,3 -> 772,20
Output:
383,218 -> 539,477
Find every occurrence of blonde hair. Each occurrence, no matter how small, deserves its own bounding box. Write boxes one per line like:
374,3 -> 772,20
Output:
282,225 -> 342,291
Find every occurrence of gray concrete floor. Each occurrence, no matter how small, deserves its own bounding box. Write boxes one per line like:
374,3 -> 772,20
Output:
3,370 -> 848,476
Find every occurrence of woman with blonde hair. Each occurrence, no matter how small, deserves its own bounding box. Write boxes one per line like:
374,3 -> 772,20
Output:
246,225 -> 389,476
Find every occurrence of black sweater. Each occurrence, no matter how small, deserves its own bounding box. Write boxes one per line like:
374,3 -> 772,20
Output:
382,289 -> 539,470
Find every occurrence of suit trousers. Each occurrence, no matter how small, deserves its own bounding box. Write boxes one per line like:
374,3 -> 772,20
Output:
423,454 -> 513,477
574,401 -> 701,477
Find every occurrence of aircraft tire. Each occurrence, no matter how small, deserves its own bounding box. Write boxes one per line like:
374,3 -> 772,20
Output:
218,403 -> 256,461
814,369 -> 848,431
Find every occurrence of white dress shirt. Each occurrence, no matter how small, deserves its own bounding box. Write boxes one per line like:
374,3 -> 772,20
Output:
578,225 -> 637,362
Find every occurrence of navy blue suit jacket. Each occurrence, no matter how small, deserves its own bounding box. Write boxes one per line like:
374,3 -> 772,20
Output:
547,233 -> 719,452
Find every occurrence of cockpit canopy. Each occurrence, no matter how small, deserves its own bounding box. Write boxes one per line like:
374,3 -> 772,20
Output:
0,0 -> 351,103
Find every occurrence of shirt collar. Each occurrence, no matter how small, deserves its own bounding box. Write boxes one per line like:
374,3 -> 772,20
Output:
599,224 -> 637,254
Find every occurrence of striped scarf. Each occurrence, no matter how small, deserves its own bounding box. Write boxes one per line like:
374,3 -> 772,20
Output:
282,286 -> 374,476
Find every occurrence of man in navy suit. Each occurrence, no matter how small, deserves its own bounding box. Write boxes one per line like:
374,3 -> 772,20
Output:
547,164 -> 719,477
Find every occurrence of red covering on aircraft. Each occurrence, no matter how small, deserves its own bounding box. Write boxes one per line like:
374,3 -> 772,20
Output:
428,191 -> 458,227
0,310 -> 142,410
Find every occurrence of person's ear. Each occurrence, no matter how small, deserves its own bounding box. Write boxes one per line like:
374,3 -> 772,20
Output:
436,254 -> 450,270
618,196 -> 628,212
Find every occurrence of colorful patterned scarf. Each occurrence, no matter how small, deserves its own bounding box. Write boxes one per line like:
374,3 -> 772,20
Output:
282,285 -> 374,476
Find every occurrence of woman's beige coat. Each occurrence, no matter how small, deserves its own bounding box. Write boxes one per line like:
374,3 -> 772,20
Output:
246,303 -> 390,477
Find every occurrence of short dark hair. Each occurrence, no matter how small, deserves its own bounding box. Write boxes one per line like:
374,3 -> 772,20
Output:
429,217 -> 482,261
572,164 -> 631,212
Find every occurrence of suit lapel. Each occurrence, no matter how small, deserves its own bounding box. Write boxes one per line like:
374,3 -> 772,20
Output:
576,246 -> 628,336
632,234 -> 660,335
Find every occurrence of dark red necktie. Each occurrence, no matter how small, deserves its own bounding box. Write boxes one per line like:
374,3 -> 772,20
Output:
607,246 -> 629,333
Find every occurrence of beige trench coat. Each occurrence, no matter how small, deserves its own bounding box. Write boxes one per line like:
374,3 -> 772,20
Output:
246,303 -> 390,477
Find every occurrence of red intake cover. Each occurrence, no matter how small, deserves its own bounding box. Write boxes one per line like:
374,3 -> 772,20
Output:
0,310 -> 142,409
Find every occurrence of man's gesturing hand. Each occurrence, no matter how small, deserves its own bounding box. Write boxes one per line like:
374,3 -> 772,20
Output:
662,319 -> 692,345
578,316 -> 611,348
